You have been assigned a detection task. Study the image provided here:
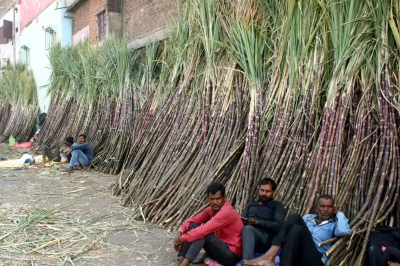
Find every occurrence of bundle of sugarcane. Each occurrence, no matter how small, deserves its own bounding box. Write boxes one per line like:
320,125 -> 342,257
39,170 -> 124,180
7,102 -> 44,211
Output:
94,39 -> 157,174
220,0 -> 273,213
0,64 -> 38,143
327,1 -> 400,264
36,38 -> 126,156
153,70 -> 250,229
0,103 -> 11,136
113,0 -> 198,194
34,42 -> 81,149
112,0 -> 250,227
256,0 -> 324,215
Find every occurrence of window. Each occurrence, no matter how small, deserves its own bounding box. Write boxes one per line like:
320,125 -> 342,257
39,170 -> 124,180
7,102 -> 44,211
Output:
20,46 -> 29,65
97,10 -> 107,38
45,27 -> 56,49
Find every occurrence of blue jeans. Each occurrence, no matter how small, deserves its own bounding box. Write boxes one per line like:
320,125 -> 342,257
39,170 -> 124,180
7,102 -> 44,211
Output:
69,150 -> 90,167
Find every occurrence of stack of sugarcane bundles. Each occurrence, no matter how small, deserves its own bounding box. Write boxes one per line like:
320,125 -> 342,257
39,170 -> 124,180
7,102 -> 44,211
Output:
0,64 -> 37,143
36,0 -> 400,264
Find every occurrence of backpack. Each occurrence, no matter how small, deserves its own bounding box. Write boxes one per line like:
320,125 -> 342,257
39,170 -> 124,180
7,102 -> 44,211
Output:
364,226 -> 400,266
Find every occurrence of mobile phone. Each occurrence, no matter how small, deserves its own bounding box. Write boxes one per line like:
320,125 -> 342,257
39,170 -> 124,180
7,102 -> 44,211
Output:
241,217 -> 249,222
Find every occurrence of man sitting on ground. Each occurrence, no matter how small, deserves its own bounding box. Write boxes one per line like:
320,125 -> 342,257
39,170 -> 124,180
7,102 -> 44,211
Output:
241,178 -> 285,260
174,182 -> 243,266
64,134 -> 94,172
42,137 -> 74,165
244,194 -> 352,266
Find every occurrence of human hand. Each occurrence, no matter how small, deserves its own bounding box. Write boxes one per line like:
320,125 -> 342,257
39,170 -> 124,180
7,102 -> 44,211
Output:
332,207 -> 341,220
388,262 -> 400,266
173,231 -> 183,251
246,219 -> 259,225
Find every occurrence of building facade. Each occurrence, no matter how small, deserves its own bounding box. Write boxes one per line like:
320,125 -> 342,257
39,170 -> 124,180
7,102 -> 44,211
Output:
68,0 -> 122,44
19,0 -> 72,112
67,0 -> 177,48
0,0 -> 20,69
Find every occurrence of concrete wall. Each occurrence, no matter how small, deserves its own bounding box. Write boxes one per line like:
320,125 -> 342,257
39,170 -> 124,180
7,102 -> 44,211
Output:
108,11 -> 121,39
20,0 -> 72,112
124,0 -> 177,48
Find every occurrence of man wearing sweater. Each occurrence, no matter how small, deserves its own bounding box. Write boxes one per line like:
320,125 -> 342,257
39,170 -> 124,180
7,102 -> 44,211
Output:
173,182 -> 243,266
244,194 -> 352,266
241,178 -> 285,260
64,134 -> 94,173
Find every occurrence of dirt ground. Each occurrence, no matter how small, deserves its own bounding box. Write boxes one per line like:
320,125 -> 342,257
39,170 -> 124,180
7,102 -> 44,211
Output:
0,144 -> 180,266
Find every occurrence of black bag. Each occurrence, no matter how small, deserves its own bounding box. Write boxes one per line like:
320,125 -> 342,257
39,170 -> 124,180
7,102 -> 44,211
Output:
365,226 -> 400,266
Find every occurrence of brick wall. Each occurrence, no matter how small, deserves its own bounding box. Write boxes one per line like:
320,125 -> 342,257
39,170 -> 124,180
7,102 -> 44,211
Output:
124,0 -> 177,43
71,0 -> 106,43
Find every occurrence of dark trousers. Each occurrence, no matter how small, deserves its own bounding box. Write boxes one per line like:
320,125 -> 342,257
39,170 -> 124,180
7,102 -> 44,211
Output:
42,143 -> 61,162
272,214 -> 324,266
242,225 -> 271,260
378,247 -> 400,266
178,223 -> 240,265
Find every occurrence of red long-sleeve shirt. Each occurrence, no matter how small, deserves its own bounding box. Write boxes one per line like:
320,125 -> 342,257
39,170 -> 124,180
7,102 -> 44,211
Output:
179,201 -> 243,257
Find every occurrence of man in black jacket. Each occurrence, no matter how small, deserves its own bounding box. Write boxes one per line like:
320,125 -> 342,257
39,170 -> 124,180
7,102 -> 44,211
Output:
241,178 -> 285,260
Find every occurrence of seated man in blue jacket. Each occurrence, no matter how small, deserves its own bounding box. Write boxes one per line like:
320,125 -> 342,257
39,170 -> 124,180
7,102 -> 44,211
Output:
244,194 -> 352,266
241,178 -> 285,260
64,134 -> 94,173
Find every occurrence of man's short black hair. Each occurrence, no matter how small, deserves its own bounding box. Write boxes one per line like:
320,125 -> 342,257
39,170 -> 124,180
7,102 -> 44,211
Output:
259,178 -> 277,191
65,137 -> 74,144
79,134 -> 87,139
318,194 -> 334,203
206,182 -> 225,196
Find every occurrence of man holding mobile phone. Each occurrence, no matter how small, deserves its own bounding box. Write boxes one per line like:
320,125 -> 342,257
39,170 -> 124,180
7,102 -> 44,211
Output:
241,178 -> 285,260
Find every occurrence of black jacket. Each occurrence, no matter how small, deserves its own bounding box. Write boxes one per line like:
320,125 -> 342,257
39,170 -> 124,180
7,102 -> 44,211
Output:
242,200 -> 285,238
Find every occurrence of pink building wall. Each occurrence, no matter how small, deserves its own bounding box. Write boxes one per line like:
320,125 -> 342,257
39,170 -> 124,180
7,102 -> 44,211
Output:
19,0 -> 56,29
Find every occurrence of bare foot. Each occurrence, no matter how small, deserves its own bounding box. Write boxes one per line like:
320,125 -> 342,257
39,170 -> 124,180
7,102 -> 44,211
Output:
243,256 -> 276,266
179,258 -> 190,266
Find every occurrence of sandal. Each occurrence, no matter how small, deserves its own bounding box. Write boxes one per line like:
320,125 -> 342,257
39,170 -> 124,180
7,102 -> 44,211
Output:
62,166 -> 74,173
192,252 -> 208,264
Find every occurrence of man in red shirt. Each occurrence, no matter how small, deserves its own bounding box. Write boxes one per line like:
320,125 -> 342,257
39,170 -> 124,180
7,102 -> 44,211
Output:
174,182 -> 243,265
